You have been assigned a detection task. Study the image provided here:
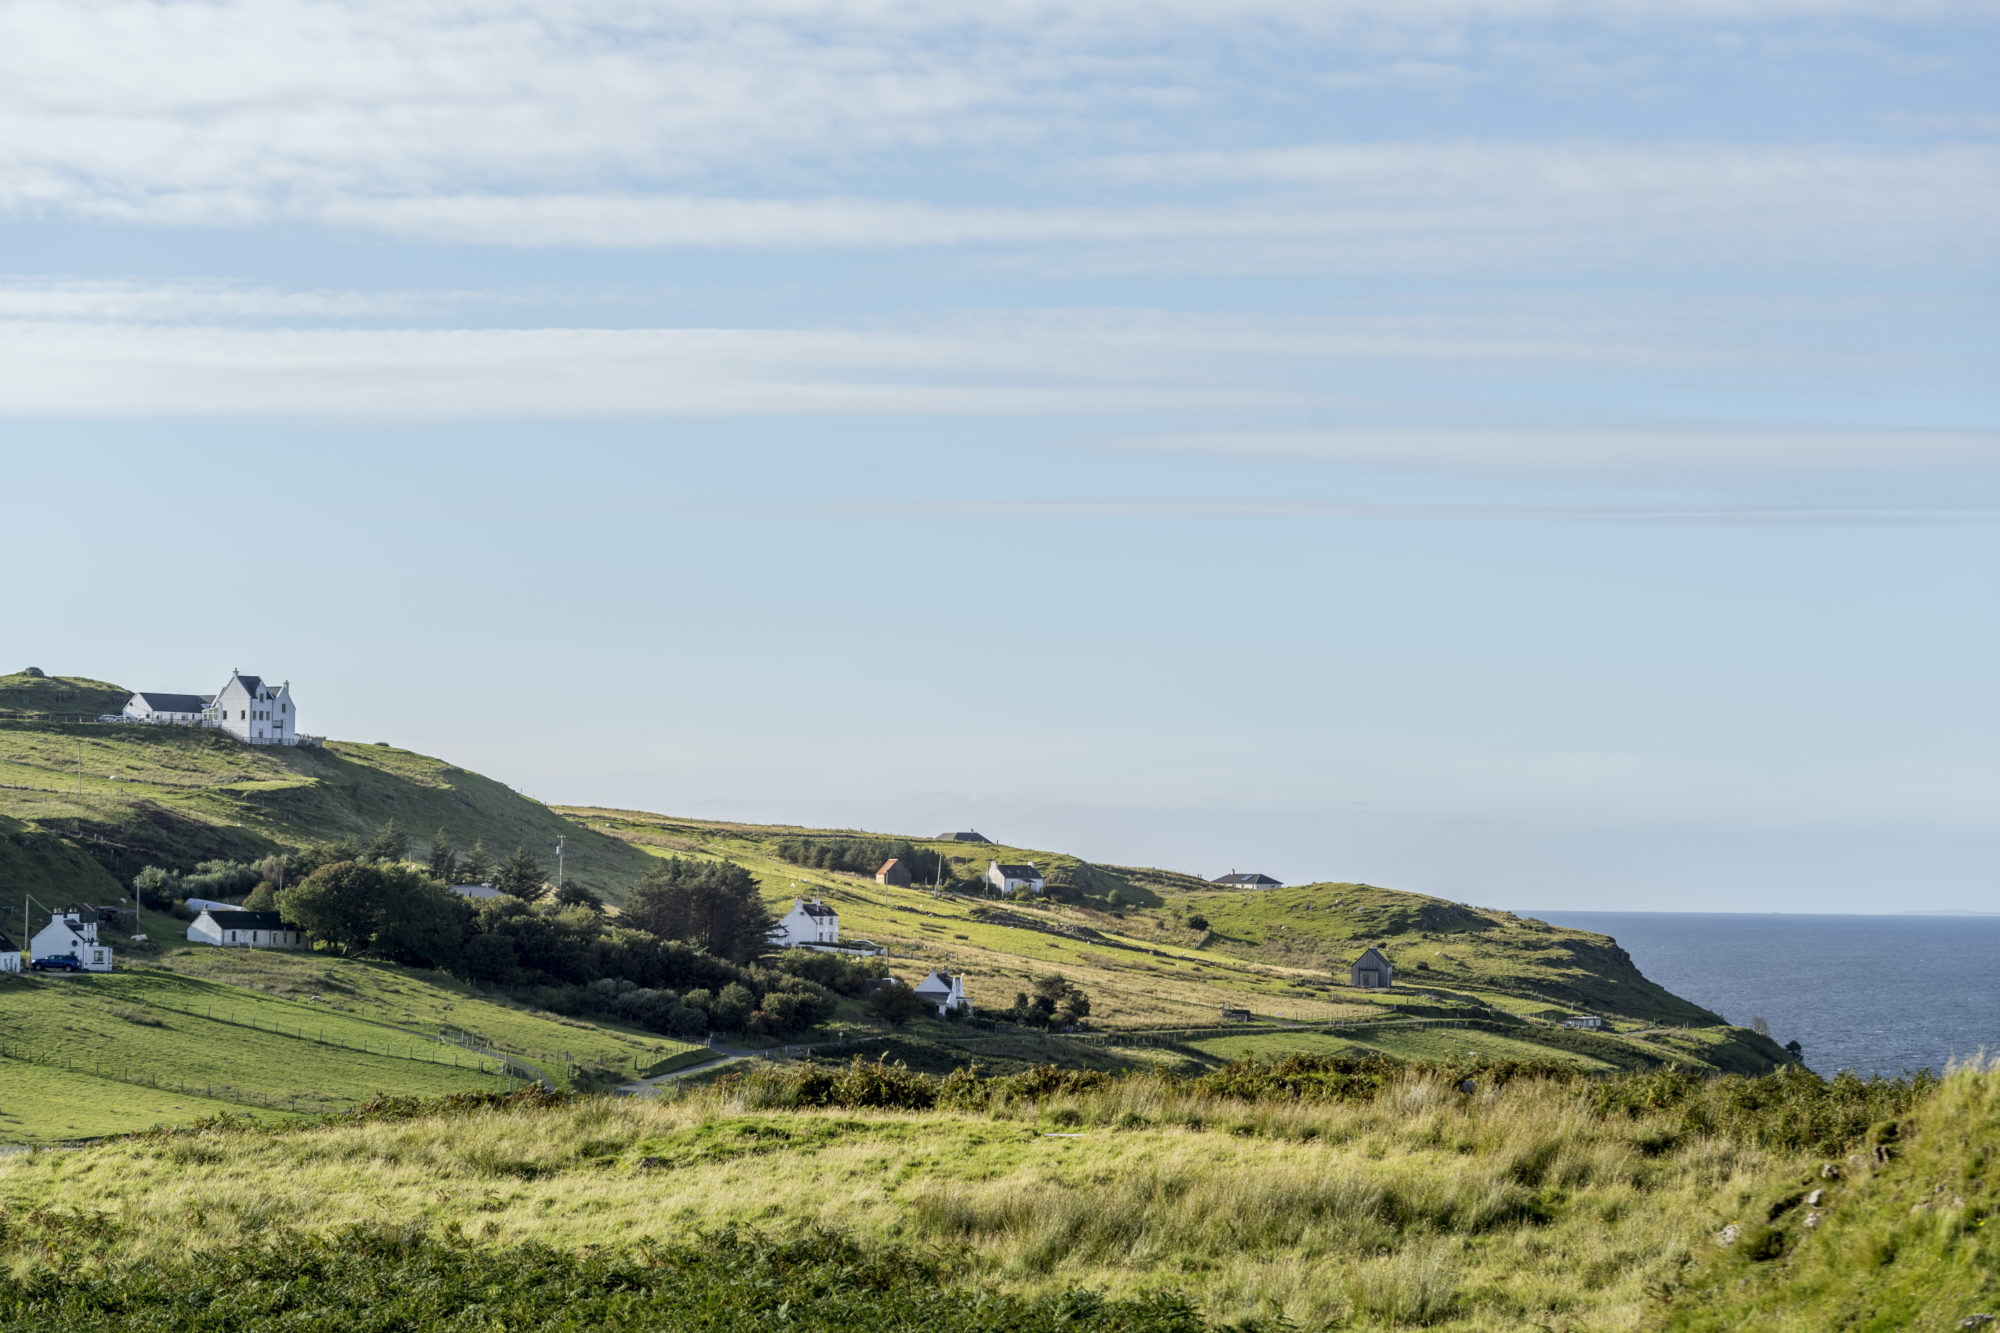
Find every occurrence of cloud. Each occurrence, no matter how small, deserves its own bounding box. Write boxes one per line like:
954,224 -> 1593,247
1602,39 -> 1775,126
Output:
0,3 -> 1991,272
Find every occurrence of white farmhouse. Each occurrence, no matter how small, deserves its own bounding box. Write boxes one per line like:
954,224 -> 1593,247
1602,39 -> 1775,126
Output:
187,910 -> 304,949
773,897 -> 839,947
209,671 -> 297,745
0,929 -> 19,973
31,908 -> 113,972
124,691 -> 211,724
986,861 -> 1045,896
121,670 -> 302,746
911,970 -> 971,1017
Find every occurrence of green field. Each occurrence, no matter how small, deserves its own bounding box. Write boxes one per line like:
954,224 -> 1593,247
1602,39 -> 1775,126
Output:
1181,1024 -> 1623,1070
0,1058 -> 295,1143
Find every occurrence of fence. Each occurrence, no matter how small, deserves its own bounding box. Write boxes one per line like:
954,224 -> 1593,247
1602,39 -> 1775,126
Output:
134,997 -> 512,1076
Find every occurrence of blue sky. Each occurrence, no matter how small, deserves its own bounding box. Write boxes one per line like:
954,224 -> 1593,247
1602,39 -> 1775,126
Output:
2,1 -> 1995,912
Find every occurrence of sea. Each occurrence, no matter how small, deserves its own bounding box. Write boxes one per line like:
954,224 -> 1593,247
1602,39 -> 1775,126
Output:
1529,912 -> 2000,1080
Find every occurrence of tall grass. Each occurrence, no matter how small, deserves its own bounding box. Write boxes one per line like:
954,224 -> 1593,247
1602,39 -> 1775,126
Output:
0,1058 -> 1963,1332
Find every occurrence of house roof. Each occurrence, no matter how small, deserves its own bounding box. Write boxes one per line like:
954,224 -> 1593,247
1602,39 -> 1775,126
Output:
1352,946 -> 1391,968
0,931 -> 15,952
793,900 -> 837,919
875,858 -> 902,874
992,863 -> 1039,879
911,971 -> 954,995
938,831 -> 990,842
1211,872 -> 1283,887
131,691 -> 210,713
450,884 -> 502,899
197,910 -> 294,931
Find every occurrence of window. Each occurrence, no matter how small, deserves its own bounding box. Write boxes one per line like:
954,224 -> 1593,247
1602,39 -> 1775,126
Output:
229,931 -> 237,941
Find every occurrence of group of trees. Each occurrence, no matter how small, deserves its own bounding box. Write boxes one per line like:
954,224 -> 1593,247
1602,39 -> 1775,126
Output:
1002,975 -> 1092,1030
771,837 -> 954,887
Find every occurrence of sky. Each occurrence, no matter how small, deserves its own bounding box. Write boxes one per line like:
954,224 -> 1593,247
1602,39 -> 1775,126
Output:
2,1 -> 1996,913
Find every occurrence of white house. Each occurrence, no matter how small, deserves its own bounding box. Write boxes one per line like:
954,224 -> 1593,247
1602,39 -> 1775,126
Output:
209,671 -> 297,745
187,910 -> 304,949
120,670 -> 302,745
911,971 -> 971,1017
0,929 -> 19,973
986,861 -> 1044,896
124,691 -> 212,724
31,908 -> 113,972
773,897 -> 839,946
1564,1015 -> 1604,1031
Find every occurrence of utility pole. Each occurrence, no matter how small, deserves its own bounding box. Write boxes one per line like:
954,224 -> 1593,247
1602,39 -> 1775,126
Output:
77,738 -> 83,799
555,836 -> 564,894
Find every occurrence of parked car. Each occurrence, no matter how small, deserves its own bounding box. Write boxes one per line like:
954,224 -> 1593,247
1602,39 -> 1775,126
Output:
29,954 -> 85,973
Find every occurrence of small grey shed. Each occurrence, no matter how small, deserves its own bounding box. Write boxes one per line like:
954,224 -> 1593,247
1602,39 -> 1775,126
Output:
1349,946 -> 1394,989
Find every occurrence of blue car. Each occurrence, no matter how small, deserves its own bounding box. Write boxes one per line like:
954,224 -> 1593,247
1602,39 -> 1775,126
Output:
29,954 -> 85,973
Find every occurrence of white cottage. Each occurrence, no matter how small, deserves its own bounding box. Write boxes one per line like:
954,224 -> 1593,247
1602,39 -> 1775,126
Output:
986,861 -> 1044,896
124,691 -> 212,724
187,910 -> 303,949
209,671 -> 297,745
774,897 -> 839,947
911,971 -> 971,1017
31,908 -> 113,972
0,929 -> 19,973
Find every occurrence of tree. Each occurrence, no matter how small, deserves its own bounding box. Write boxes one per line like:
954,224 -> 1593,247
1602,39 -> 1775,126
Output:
710,982 -> 757,1028
1007,973 -> 1090,1030
621,858 -> 775,964
372,864 -> 464,970
1784,1039 -> 1804,1062
242,883 -> 278,912
865,980 -> 925,1026
495,846 -> 548,902
427,829 -> 457,884
367,819 -> 408,864
554,881 -> 603,910
459,840 -> 495,886
276,861 -> 387,956
1186,914 -> 1209,932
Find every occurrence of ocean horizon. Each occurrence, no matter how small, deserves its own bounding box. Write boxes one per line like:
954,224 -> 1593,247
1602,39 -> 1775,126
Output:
1529,910 -> 1999,1079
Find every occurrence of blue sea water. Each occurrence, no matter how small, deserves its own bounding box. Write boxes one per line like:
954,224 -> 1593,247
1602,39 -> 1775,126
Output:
1528,912 -> 2000,1079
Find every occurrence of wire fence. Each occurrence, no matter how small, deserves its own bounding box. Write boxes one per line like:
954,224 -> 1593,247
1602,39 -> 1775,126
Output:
131,997 -> 512,1075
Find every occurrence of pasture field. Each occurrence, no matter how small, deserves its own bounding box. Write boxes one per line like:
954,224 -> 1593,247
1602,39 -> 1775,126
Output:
0,1058 -> 294,1145
1181,1025 -> 1622,1071
0,1060 -> 1980,1332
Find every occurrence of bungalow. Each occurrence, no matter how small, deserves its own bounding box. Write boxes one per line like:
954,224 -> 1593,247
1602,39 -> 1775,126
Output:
1564,1015 -> 1604,1031
986,861 -> 1044,896
938,830 -> 990,843
31,908 -> 113,972
187,910 -> 303,949
1211,871 -> 1283,889
1349,946 -> 1393,990
911,971 -> 970,1017
774,897 -> 839,947
0,929 -> 18,973
124,691 -> 211,724
875,858 -> 912,887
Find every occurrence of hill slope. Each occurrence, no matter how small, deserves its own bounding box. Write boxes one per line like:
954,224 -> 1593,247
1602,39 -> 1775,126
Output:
0,673 -> 654,898
565,808 -> 1788,1074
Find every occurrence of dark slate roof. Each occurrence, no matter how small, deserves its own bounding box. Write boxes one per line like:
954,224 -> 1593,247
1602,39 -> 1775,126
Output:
938,831 -> 990,842
0,931 -> 15,951
1211,872 -> 1283,887
200,911 -> 294,931
228,673 -> 266,696
992,863 -> 1039,879
132,691 -> 210,713
911,971 -> 953,994
795,901 -> 837,919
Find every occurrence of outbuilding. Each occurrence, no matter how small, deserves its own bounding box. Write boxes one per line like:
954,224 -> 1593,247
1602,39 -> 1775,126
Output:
188,910 -> 304,949
874,858 -> 912,887
1564,1015 -> 1604,1030
1349,946 -> 1394,989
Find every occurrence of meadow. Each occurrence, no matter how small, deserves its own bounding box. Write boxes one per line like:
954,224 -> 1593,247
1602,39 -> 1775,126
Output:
3,1057 -> 1977,1332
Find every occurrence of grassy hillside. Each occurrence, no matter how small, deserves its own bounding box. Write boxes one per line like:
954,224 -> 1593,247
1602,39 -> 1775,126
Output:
0,1059 -> 1961,1331
0,951 -> 704,1144
0,674 -> 655,898
565,807 -> 1786,1074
